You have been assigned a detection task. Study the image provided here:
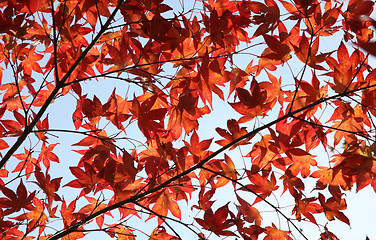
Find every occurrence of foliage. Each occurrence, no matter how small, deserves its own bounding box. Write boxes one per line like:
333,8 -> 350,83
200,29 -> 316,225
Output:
0,0 -> 376,239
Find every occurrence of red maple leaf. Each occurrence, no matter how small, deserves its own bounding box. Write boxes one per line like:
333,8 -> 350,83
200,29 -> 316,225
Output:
264,223 -> 293,240
195,203 -> 237,237
38,143 -> 59,168
215,119 -> 251,150
242,172 -> 279,205
0,181 -> 35,215
292,197 -> 323,224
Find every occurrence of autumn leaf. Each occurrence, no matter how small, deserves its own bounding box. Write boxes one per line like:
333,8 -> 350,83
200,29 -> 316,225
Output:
21,48 -> 43,75
204,154 -> 237,188
320,226 -> 340,240
236,194 -> 262,225
318,194 -> 350,225
280,171 -> 305,199
131,95 -> 168,139
105,225 -> 136,240
0,180 -> 35,215
215,119 -> 251,150
38,143 -> 59,168
11,197 -> 48,235
230,79 -> 268,123
184,130 -> 212,161
242,172 -> 279,205
65,163 -> 102,197
311,166 -> 352,200
192,186 -> 216,211
147,191 -> 181,225
79,196 -> 112,229
293,34 -> 330,70
292,197 -> 323,224
13,148 -> 39,178
149,226 -> 179,240
286,148 -> 317,178
195,203 -> 237,237
0,139 -> 9,150
262,34 -> 291,62
264,223 -> 293,240
33,169 -> 62,209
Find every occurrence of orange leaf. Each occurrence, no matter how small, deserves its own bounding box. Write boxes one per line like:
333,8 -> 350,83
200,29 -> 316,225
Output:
292,197 -> 323,224
242,172 -> 279,205
215,119 -> 250,150
264,224 -> 293,240
318,194 -> 350,225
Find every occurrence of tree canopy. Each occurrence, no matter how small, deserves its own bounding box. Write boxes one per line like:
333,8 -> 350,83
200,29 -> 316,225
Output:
0,0 -> 376,239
